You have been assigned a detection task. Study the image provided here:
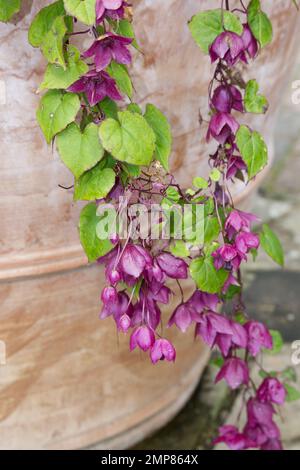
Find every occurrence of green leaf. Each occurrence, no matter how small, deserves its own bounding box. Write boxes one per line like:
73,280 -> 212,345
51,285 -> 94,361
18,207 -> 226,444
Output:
236,125 -> 268,180
245,79 -> 269,114
79,203 -> 113,262
74,164 -> 115,201
247,0 -> 273,48
268,329 -> 284,355
28,0 -> 65,47
57,122 -> 104,178
190,254 -> 229,294
204,217 -> 220,244
99,111 -> 156,166
285,384 -> 300,403
260,224 -> 284,267
166,187 -> 180,202
144,104 -> 172,171
281,367 -> 297,383
37,90 -> 80,144
41,16 -> 67,69
63,0 -> 96,25
113,19 -> 138,49
40,45 -> 88,90
127,103 -> 142,115
170,240 -> 189,258
122,162 -> 141,178
98,97 -> 118,120
193,177 -> 208,189
210,168 -> 221,182
107,61 -> 132,99
188,9 -> 243,54
0,0 -> 21,22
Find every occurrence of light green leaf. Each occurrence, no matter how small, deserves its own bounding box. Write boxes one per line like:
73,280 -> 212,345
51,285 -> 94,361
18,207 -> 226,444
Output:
74,164 -> 115,201
107,61 -> 132,98
99,111 -> 156,166
210,168 -> 221,182
63,0 -> 96,25
57,122 -> 104,178
190,255 -> 229,294
37,90 -> 80,144
245,79 -> 269,114
40,45 -> 88,90
113,19 -> 138,49
79,203 -> 113,262
248,0 -> 273,48
260,224 -> 284,267
285,384 -> 300,402
41,16 -> 67,69
170,240 -> 189,258
188,9 -> 243,54
204,217 -> 220,244
0,0 -> 21,22
29,0 -> 65,47
144,104 -> 172,171
236,125 -> 268,179
268,330 -> 284,355
127,103 -> 142,115
193,177 -> 208,189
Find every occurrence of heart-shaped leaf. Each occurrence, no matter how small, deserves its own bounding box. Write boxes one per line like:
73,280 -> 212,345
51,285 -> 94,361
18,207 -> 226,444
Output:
29,0 -> 65,47
41,16 -> 67,69
74,163 -> 116,201
188,9 -> 243,54
37,90 -> 80,144
40,45 -> 88,90
190,254 -> 229,294
79,203 -> 113,262
57,122 -> 104,178
63,0 -> 96,25
0,0 -> 21,22
260,224 -> 284,267
144,104 -> 172,171
245,79 -> 269,114
99,111 -> 156,166
236,125 -> 268,180
107,61 -> 133,99
248,0 -> 273,48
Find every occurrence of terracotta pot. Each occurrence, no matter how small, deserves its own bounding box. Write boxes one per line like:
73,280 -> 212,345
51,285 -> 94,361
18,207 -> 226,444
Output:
0,0 -> 298,450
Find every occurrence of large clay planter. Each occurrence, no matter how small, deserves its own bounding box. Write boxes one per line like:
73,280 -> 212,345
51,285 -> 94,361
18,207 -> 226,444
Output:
0,0 -> 298,450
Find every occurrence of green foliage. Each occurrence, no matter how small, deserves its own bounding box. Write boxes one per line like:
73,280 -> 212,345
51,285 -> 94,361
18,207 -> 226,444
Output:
260,224 -> 284,267
79,203 -> 113,262
0,0 -> 21,22
247,0 -> 273,48
74,163 -> 116,201
41,16 -> 67,69
190,254 -> 229,294
244,79 -> 269,114
29,1 -> 66,47
107,61 -> 133,99
63,0 -> 96,25
144,104 -> 172,171
236,125 -> 268,179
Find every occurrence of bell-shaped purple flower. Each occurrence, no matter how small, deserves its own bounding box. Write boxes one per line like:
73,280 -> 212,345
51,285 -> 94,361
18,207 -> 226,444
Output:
226,155 -> 247,180
120,244 -> 152,279
209,31 -> 245,66
118,313 -> 131,333
150,339 -> 176,364
211,85 -> 243,113
156,252 -> 188,280
130,326 -> 155,352
225,210 -> 259,238
100,291 -> 132,323
69,69 -> 122,106
243,398 -> 282,450
83,33 -> 132,71
257,378 -> 286,405
188,290 -> 220,314
96,0 -> 126,22
101,286 -> 118,304
207,112 -> 239,144
241,24 -> 258,60
168,303 -> 198,333
235,231 -> 260,255
244,321 -> 273,357
215,357 -> 249,389
212,244 -> 242,271
214,425 -> 253,450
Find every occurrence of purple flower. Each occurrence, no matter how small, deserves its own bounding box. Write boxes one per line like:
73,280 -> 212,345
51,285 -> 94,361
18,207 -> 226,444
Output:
101,286 -> 118,304
241,24 -> 258,60
225,210 -> 259,239
120,244 -> 152,279
96,0 -> 126,22
212,244 -> 242,271
244,398 -> 282,450
156,252 -> 188,280
207,112 -> 239,144
215,357 -> 249,389
257,378 -> 287,405
118,313 -> 131,333
244,321 -> 273,357
226,155 -> 247,180
130,326 -> 155,352
68,69 -> 122,106
100,291 -> 132,324
168,303 -> 199,333
209,31 -> 245,66
211,85 -> 243,113
150,339 -> 176,364
214,425 -> 253,450
83,33 -> 132,71
235,231 -> 260,255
